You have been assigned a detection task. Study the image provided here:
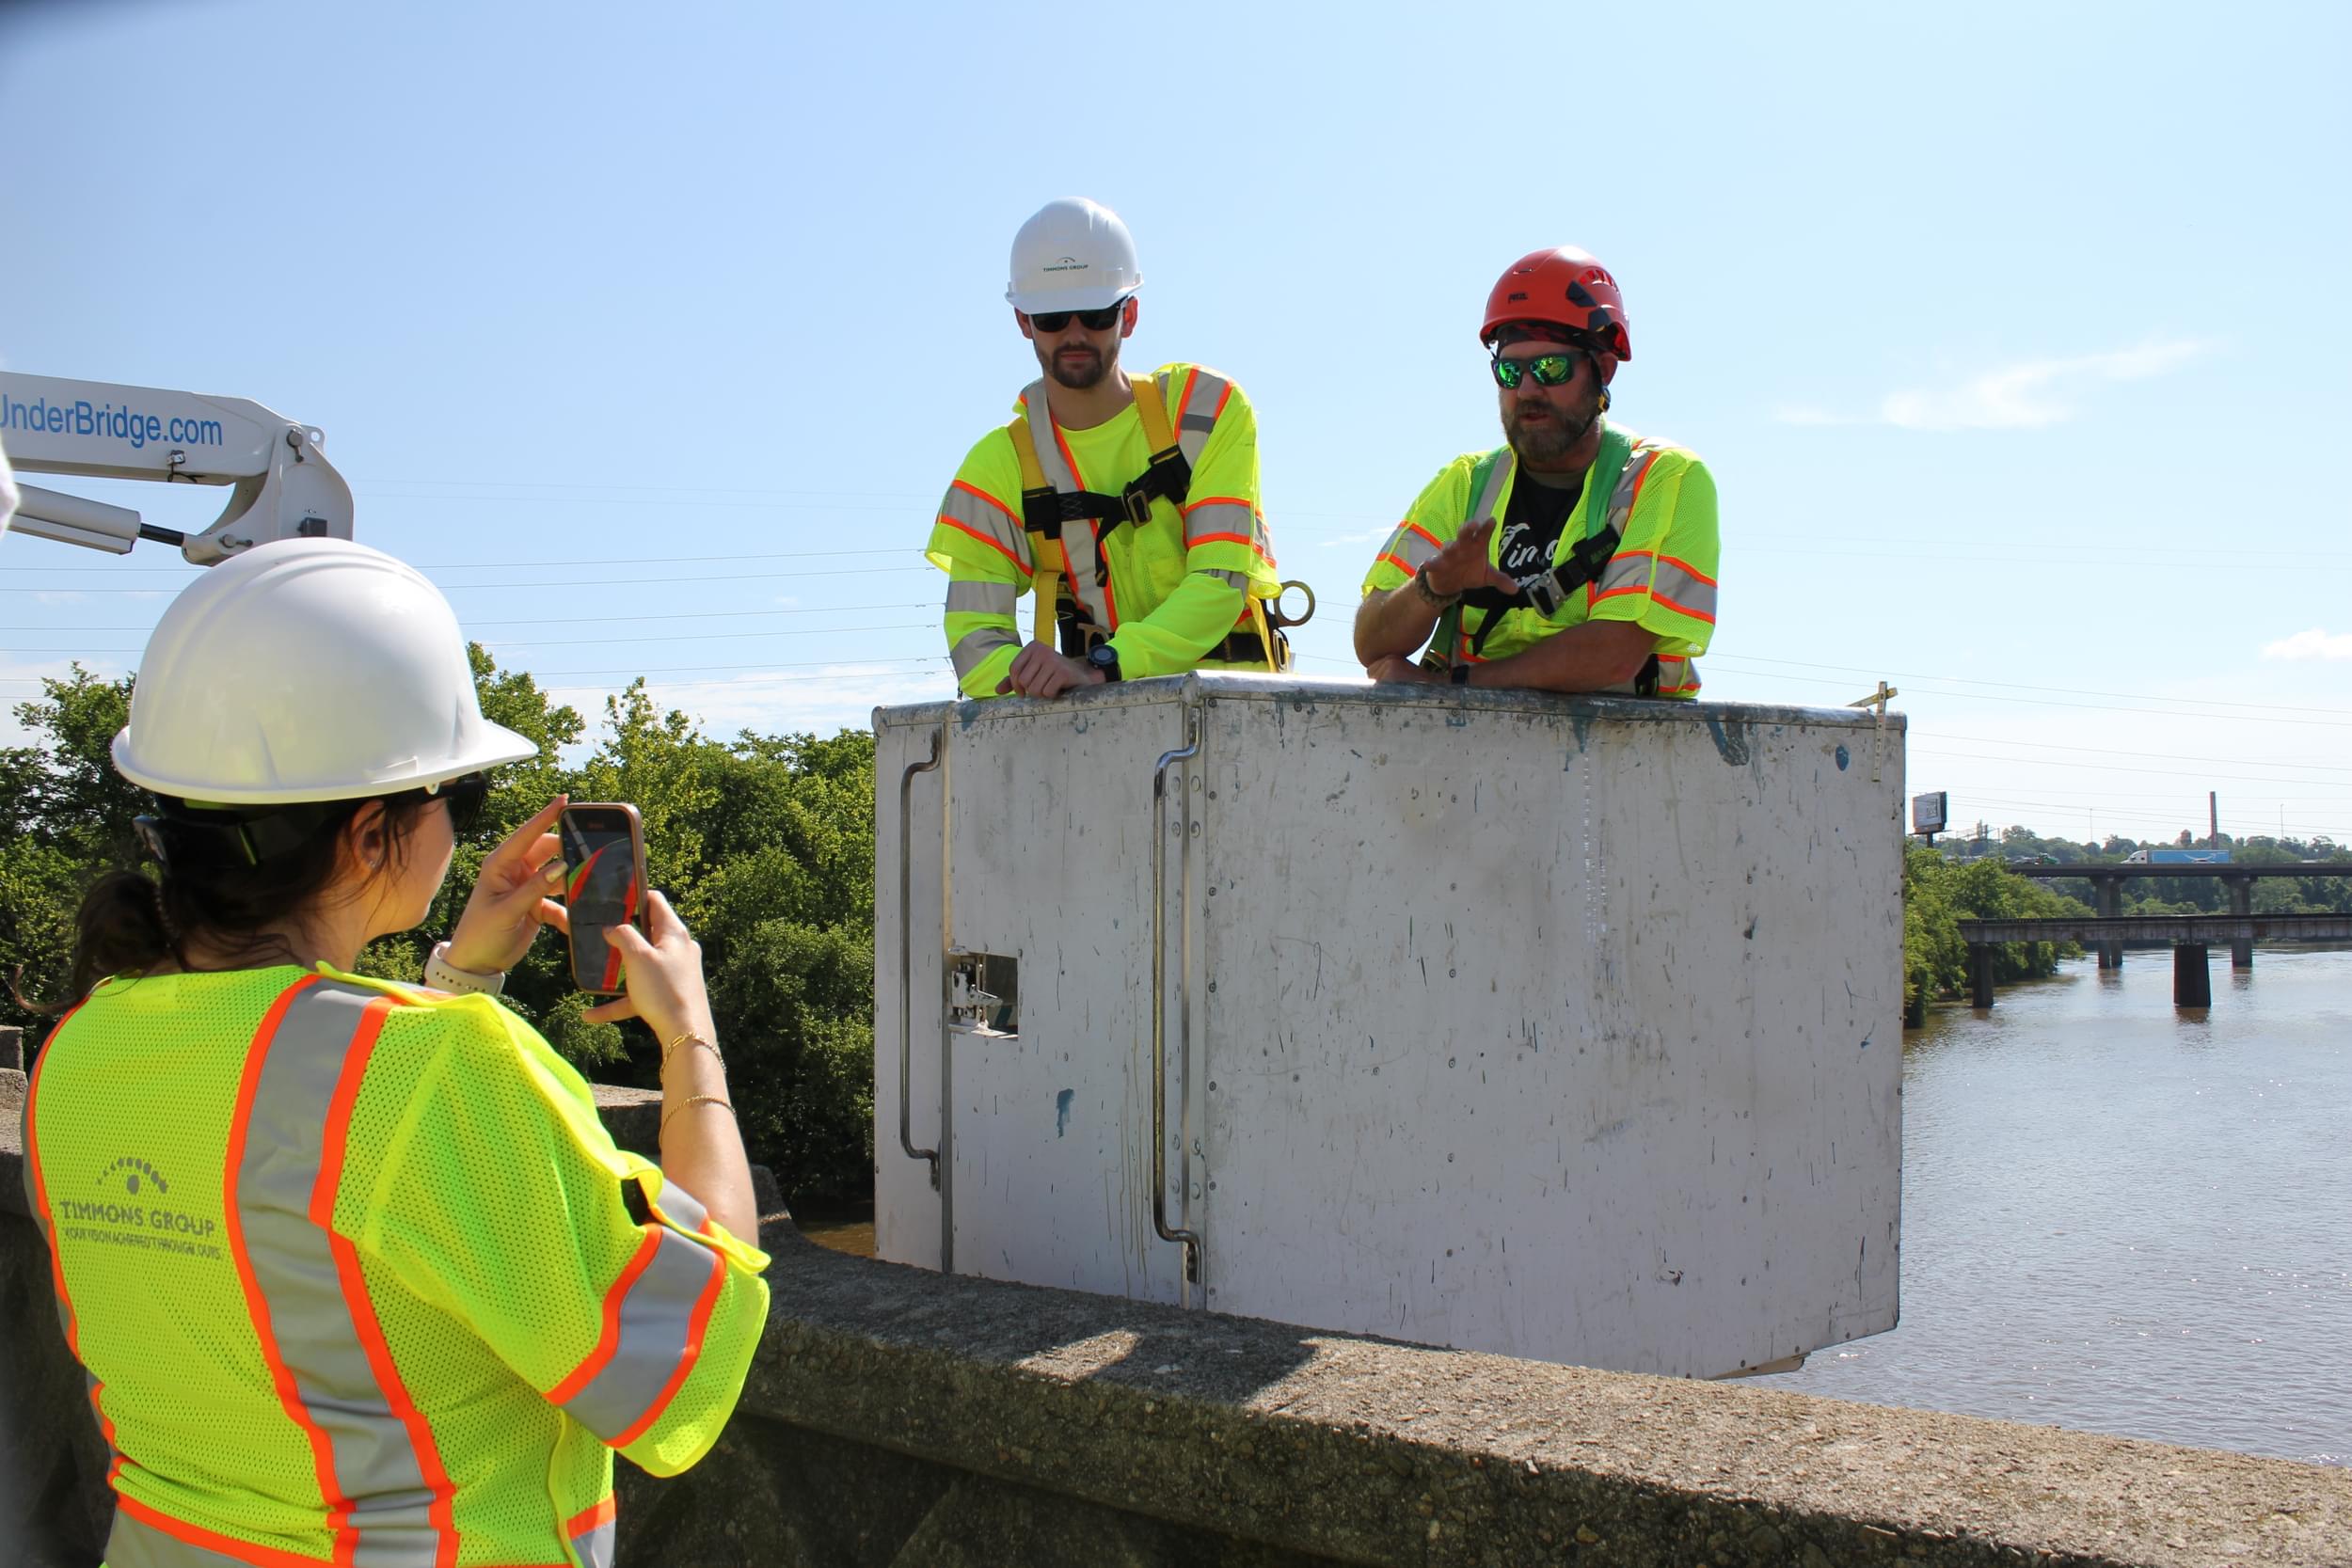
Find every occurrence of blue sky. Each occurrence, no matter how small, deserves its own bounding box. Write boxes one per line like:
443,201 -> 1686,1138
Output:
5,0 -> 2348,845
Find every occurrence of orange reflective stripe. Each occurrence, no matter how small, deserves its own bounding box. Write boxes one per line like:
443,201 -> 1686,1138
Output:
24,1003 -> 89,1353
566,1495 -> 617,1539
566,1493 -> 617,1568
230,978 -> 453,1568
311,997 -> 458,1568
606,1245 -> 725,1451
1651,591 -> 1716,625
1658,553 -> 1716,588
547,1229 -> 663,1405
24,1006 -> 123,1464
114,1492 -> 330,1568
221,975 -> 351,1547
946,479 -> 1017,523
936,516 -> 1027,573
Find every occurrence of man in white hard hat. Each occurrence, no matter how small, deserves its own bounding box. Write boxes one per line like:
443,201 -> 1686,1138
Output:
925,198 -> 1286,698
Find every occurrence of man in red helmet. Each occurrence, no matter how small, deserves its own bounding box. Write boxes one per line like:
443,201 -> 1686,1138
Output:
1353,247 -> 1718,697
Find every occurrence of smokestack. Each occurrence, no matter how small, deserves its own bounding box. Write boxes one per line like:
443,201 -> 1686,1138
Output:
2210,791 -> 2219,849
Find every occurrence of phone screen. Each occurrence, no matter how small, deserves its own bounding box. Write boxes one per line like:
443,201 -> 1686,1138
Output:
559,807 -> 644,995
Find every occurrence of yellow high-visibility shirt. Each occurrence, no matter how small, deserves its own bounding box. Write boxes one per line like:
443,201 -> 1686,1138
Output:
926,363 -> 1281,697
24,963 -> 770,1568
1363,424 -> 1719,697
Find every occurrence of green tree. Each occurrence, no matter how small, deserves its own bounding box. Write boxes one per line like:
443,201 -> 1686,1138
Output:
4,651 -> 882,1204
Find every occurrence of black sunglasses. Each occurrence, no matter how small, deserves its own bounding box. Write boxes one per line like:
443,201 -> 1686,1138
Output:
1028,300 -> 1127,333
134,771 -> 497,869
409,772 -> 492,836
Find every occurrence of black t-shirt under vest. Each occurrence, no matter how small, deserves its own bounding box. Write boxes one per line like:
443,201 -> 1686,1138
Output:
1493,468 -> 1586,598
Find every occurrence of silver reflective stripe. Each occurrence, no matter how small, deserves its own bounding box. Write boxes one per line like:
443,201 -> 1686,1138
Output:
1595,551 -> 1651,598
1181,499 -> 1254,549
938,485 -> 1030,574
649,1176 -> 710,1234
1383,523 -> 1441,573
1017,381 -> 1112,632
1470,450 -> 1516,529
550,1227 -> 721,1442
945,580 -> 1017,618
1173,368 -> 1230,466
105,1506 -> 279,1567
1649,558 -> 1717,622
1603,443 -> 1659,532
236,979 -> 443,1567
951,626 -> 1019,683
1200,569 -> 1250,592
573,1515 -> 616,1568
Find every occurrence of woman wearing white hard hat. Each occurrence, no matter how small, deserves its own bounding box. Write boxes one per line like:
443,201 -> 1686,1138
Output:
24,539 -> 765,1568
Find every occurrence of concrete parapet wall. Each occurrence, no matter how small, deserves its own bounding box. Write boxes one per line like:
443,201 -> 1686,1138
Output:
5,1065 -> 2346,1567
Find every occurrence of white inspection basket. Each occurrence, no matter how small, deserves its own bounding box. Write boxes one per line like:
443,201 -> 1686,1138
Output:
874,674 -> 1903,1378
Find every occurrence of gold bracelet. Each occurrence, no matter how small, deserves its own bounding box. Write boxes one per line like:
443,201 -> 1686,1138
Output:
660,1094 -> 734,1133
661,1030 -> 723,1069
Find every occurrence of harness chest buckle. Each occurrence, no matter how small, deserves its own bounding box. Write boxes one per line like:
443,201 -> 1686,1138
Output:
1522,578 -> 1563,618
1121,484 -> 1155,529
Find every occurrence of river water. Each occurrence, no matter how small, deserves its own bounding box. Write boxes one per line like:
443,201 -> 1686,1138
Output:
1756,944 -> 2352,1467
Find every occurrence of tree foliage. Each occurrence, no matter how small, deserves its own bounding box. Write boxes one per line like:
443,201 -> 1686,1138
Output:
1902,844 -> 2088,1013
2,657 -> 879,1202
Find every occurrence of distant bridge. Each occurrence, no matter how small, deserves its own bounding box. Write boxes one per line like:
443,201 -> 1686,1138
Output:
1952,911 -> 2352,1010
2002,861 -> 2352,982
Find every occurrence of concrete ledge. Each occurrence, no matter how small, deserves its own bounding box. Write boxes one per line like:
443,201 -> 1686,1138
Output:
693,1230 -> 2349,1567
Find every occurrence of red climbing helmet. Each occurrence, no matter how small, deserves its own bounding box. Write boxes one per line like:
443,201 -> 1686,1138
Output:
1480,246 -> 1631,376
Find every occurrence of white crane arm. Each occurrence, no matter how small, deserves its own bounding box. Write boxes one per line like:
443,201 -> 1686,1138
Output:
0,371 -> 354,564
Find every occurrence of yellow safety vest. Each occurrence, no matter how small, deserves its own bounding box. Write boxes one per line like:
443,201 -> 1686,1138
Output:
24,963 -> 769,1568
1007,367 -> 1290,670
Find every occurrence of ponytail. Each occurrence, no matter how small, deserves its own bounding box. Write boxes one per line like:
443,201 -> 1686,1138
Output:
27,793 -> 438,1014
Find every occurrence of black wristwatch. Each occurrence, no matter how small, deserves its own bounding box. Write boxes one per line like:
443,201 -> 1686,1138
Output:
1086,641 -> 1123,683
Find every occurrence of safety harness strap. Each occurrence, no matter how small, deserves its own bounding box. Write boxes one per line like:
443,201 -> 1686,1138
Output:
1425,425 -> 1661,672
1006,371 -> 1216,657
1008,373 -> 1193,541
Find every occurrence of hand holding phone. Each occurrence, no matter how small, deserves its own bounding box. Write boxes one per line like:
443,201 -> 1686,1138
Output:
557,804 -> 645,995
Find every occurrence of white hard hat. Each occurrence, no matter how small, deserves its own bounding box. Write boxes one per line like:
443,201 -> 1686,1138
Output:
113,537 -> 539,805
1005,198 -> 1142,313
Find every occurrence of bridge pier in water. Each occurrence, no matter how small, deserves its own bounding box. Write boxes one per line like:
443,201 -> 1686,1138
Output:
2095,877 -> 2122,970
2226,876 -> 2254,970
1968,942 -> 1995,1009
2175,944 -> 2213,1006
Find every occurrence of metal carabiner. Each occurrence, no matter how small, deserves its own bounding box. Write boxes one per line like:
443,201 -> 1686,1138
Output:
1263,578 -> 1317,630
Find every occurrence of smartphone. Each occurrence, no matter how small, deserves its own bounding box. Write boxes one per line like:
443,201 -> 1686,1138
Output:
558,803 -> 645,996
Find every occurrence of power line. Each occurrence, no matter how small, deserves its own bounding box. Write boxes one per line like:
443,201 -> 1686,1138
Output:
1709,654 -> 2352,720
0,563 -> 935,594
3,618 -> 942,657
6,598 -> 938,632
1911,729 -> 2352,775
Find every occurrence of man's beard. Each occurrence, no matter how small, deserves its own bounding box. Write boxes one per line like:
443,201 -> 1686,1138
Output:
1504,397 -> 1600,465
1042,341 -> 1114,390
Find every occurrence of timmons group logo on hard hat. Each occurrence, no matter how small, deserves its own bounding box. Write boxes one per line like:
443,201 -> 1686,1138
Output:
1042,255 -> 1089,272
56,1154 -> 221,1260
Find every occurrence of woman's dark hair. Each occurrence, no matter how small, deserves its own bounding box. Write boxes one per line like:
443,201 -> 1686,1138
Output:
34,793 -> 441,1012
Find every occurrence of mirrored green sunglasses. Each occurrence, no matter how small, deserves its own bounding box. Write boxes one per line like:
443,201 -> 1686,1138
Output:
1490,353 -> 1581,389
